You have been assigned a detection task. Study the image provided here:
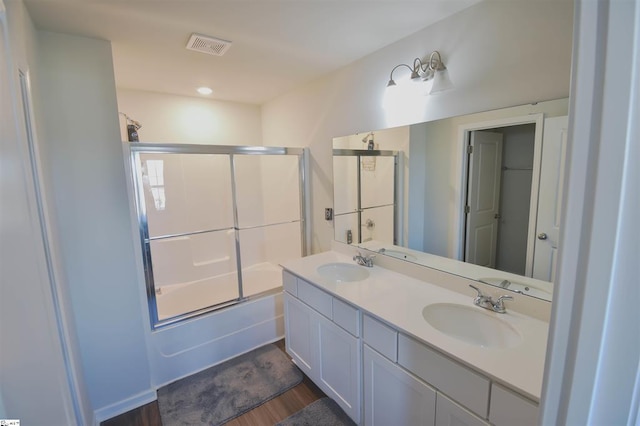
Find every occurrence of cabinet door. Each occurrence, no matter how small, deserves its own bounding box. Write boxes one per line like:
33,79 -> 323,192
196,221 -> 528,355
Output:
436,393 -> 489,426
317,315 -> 361,423
284,293 -> 316,378
364,345 -> 436,426
489,383 -> 539,426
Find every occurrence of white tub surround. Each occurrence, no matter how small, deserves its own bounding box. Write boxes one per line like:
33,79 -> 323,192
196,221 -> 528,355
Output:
281,250 -> 549,423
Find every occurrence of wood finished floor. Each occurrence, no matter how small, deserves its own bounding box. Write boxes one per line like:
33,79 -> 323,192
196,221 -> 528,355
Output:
101,340 -> 326,426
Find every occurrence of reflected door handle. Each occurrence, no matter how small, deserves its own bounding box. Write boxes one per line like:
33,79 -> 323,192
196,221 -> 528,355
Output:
537,232 -> 548,240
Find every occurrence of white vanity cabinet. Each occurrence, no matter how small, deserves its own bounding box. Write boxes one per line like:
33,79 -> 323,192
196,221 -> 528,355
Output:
283,271 -> 361,423
363,345 -> 436,426
489,383 -> 539,426
436,393 -> 489,426
282,266 -> 540,426
284,293 -> 316,377
362,314 -> 489,426
397,334 -> 490,419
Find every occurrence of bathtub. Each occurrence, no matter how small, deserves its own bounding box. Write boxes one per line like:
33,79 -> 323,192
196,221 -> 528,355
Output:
155,262 -> 283,321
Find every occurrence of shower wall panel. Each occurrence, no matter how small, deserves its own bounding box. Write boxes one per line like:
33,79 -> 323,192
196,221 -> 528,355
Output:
361,155 -> 395,209
239,222 -> 302,267
360,205 -> 394,245
149,231 -> 237,289
333,156 -> 358,215
234,155 -> 301,227
140,153 -> 234,237
334,212 -> 359,245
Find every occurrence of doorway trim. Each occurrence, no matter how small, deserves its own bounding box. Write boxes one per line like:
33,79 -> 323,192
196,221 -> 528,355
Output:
453,113 -> 544,276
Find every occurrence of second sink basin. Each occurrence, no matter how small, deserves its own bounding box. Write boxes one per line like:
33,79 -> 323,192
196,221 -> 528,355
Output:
422,303 -> 522,348
317,262 -> 369,283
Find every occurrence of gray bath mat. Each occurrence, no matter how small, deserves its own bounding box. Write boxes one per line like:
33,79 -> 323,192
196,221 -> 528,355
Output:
275,397 -> 356,426
158,343 -> 303,425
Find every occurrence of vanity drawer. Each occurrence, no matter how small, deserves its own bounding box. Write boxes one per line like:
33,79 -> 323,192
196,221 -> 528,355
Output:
363,314 -> 398,361
397,334 -> 490,418
489,383 -> 538,426
283,271 -> 298,296
297,279 -> 332,318
332,298 -> 359,336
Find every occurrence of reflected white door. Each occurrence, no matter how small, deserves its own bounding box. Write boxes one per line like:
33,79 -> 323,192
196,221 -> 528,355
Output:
465,131 -> 503,268
532,116 -> 568,281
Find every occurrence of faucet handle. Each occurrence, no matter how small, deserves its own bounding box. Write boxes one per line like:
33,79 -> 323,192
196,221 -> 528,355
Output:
353,251 -> 375,267
469,284 -> 488,305
493,295 -> 514,313
469,284 -> 483,298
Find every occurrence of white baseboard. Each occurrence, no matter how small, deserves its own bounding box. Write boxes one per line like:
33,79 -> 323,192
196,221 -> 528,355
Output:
93,388 -> 157,425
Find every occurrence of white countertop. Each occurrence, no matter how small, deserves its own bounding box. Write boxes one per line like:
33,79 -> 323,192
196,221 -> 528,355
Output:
281,251 -> 549,402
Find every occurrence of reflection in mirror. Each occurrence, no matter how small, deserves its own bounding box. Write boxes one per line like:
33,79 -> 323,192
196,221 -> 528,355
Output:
333,129 -> 406,247
332,98 -> 569,301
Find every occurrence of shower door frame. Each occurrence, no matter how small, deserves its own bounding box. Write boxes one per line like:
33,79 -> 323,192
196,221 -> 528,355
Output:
332,149 -> 401,245
129,143 -> 308,329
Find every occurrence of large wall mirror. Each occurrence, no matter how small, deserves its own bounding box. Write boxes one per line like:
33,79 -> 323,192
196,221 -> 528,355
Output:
332,98 -> 569,302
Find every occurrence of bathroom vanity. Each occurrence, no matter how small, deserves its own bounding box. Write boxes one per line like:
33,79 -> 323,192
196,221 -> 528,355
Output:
281,247 -> 549,426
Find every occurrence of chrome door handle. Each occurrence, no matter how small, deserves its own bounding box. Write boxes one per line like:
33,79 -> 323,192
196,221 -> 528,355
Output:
537,233 -> 548,240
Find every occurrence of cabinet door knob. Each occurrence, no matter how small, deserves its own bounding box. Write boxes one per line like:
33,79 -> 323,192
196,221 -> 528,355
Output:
537,232 -> 548,240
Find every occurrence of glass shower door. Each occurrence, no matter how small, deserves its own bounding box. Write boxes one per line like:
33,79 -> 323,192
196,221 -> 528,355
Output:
360,155 -> 395,244
234,154 -> 303,297
136,152 -> 239,323
332,151 -> 398,245
333,155 -> 359,244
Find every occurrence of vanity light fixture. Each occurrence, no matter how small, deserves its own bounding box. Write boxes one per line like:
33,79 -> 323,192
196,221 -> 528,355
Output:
386,51 -> 453,94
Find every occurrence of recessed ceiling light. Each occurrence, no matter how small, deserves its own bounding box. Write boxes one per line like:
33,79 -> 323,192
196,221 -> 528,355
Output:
197,87 -> 213,95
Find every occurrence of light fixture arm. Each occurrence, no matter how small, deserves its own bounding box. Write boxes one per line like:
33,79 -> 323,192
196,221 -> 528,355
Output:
387,63 -> 414,87
385,50 -> 452,93
428,51 -> 446,72
413,57 -> 429,74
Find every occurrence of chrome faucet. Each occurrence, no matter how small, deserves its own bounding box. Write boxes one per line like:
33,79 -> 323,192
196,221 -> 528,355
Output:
469,284 -> 513,314
353,252 -> 375,267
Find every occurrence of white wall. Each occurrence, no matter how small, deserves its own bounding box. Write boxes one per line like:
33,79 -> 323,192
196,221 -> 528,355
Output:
541,0 -> 640,423
33,31 -> 155,420
262,0 -> 573,254
117,88 -> 262,145
33,32 -> 284,423
0,0 -> 88,423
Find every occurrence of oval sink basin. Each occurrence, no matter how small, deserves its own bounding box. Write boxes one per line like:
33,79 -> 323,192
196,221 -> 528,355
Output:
422,303 -> 522,348
317,263 -> 369,283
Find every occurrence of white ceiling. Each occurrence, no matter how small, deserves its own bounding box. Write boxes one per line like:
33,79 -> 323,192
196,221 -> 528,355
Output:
24,0 -> 480,105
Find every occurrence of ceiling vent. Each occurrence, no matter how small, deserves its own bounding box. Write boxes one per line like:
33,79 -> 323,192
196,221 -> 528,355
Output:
186,33 -> 232,56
